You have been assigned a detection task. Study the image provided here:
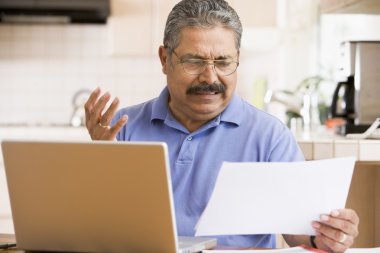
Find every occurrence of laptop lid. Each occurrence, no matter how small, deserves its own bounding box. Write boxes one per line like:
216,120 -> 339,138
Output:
2,140 -> 199,253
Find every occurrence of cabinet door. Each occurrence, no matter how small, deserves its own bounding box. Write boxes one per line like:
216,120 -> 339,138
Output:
320,0 -> 346,13
151,0 -> 179,55
229,0 -> 277,27
320,0 -> 371,13
108,0 -> 152,56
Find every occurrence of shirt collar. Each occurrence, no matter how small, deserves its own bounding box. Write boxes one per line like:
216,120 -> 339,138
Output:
151,86 -> 243,126
219,93 -> 244,126
151,87 -> 170,121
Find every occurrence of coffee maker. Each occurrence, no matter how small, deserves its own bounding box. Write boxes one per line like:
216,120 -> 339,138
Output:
330,41 -> 380,134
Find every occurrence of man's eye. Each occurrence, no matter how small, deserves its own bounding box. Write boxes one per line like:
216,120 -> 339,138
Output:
215,61 -> 232,68
184,59 -> 204,65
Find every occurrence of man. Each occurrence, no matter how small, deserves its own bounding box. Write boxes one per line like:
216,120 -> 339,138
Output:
85,0 -> 359,252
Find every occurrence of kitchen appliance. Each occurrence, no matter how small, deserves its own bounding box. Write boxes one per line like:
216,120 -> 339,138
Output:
0,0 -> 110,24
330,41 -> 380,134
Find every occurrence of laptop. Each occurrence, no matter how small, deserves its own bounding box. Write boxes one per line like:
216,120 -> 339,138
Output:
2,140 -> 216,253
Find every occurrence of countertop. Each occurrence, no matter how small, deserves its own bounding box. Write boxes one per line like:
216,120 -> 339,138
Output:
294,128 -> 380,161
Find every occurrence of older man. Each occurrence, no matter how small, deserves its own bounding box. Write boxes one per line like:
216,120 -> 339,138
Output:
85,0 -> 359,252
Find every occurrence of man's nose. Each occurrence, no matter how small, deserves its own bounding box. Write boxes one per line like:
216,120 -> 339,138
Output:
199,63 -> 218,84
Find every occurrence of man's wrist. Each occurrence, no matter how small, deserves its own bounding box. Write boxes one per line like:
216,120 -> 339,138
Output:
310,236 -> 318,248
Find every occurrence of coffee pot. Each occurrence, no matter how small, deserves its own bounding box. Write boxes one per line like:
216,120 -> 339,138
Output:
330,75 -> 355,124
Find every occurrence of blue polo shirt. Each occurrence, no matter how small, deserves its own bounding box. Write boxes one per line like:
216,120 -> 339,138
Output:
112,87 -> 304,248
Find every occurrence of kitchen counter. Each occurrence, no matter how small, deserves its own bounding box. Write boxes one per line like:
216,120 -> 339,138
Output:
0,126 -> 90,141
295,129 -> 380,161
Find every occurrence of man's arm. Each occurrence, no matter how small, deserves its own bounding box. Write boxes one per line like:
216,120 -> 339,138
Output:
283,209 -> 359,253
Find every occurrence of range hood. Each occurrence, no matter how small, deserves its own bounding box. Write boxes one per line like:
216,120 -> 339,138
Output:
0,0 -> 110,24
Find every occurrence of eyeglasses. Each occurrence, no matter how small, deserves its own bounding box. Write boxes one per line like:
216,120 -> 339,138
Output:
171,50 -> 239,76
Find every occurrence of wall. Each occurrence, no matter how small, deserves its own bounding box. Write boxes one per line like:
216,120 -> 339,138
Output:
0,0 -> 319,126
0,24 -> 166,126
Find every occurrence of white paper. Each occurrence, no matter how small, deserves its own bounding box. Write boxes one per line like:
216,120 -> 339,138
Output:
195,157 -> 356,236
202,247 -> 380,253
203,247 -> 309,253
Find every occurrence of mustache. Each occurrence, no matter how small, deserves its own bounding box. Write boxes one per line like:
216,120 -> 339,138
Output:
186,83 -> 226,95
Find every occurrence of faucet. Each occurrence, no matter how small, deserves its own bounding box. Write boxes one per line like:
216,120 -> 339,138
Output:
70,89 -> 92,127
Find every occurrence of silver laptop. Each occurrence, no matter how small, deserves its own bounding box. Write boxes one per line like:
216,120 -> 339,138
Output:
2,140 -> 216,253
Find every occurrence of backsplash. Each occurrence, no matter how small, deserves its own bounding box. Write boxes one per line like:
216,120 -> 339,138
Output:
0,22 -> 317,126
0,24 -> 168,126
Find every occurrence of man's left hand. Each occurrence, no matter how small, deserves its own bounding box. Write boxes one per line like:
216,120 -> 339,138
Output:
312,208 -> 359,253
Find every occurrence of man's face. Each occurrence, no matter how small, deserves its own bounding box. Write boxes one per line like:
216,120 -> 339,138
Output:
159,26 -> 239,130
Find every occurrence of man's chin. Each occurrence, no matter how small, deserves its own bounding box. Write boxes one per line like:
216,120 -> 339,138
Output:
189,104 -> 226,118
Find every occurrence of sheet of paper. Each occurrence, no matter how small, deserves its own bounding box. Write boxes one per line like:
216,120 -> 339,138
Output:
195,157 -> 356,236
203,246 -> 311,253
202,247 -> 380,253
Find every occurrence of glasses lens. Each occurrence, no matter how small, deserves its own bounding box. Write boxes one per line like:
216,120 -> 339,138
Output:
182,60 -> 238,76
182,60 -> 204,75
215,61 -> 238,76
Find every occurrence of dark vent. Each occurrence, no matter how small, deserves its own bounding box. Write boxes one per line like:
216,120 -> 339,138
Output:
0,0 -> 110,24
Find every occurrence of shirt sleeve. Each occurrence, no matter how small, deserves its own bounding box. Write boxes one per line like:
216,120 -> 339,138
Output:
268,127 -> 305,162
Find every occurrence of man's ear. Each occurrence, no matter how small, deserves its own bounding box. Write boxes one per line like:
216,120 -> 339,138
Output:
159,46 -> 168,75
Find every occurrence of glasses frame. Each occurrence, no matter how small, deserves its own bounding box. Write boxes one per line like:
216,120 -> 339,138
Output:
170,49 -> 239,76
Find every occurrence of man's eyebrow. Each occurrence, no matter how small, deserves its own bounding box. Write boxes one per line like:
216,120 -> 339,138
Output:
215,55 -> 234,60
180,53 -> 234,60
179,53 -> 204,59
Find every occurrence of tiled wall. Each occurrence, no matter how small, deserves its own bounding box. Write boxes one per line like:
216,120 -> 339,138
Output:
0,24 -> 167,126
0,23 -> 316,126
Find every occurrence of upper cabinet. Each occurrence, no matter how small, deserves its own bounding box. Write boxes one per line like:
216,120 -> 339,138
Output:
320,0 -> 380,14
228,0 -> 277,27
107,0 -> 278,56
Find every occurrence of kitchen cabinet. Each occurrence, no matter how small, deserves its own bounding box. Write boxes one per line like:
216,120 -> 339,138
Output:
229,0 -> 277,27
108,0 -> 278,56
108,0 -> 179,56
108,0 -> 153,56
320,0 -> 380,14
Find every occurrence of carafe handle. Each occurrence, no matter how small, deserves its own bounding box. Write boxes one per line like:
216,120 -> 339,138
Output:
330,81 -> 348,118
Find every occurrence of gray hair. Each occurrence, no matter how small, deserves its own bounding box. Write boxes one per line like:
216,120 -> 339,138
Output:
163,0 -> 242,52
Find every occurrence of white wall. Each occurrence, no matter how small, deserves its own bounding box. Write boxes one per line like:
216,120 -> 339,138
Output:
0,0 -> 320,126
0,24 -> 166,126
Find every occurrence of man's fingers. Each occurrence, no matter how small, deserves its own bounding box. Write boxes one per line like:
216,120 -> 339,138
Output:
109,115 -> 128,138
313,221 -> 352,245
312,208 -> 359,253
90,92 -> 111,126
316,232 -> 351,253
83,88 -> 127,141
101,97 -> 120,126
84,87 -> 101,123
318,209 -> 359,237
331,209 -> 359,226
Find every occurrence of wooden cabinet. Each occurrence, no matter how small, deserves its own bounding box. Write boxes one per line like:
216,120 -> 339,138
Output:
320,0 -> 380,14
107,0 -> 278,56
229,0 -> 277,27
108,0 -> 154,56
